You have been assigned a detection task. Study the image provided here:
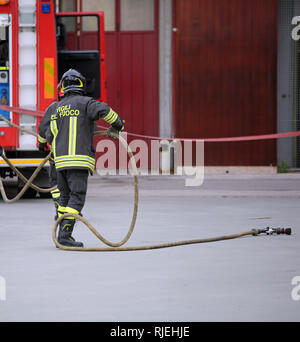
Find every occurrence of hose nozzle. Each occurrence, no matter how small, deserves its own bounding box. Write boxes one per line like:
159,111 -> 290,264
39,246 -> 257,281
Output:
270,227 -> 292,235
252,227 -> 292,236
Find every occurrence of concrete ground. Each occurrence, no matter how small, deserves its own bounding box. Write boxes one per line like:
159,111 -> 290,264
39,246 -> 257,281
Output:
0,172 -> 299,322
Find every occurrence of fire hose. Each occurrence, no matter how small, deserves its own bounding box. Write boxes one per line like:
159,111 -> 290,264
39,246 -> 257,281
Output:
0,113 -> 57,203
0,112 -> 292,251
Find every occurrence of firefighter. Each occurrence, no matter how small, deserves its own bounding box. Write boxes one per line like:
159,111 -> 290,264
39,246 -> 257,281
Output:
41,68 -> 124,247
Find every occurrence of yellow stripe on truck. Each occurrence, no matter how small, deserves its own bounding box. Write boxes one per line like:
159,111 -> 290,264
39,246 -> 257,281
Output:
0,159 -> 49,165
44,58 -> 54,99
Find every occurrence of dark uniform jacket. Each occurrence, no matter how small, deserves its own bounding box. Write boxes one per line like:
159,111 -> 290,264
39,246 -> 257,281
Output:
38,93 -> 122,173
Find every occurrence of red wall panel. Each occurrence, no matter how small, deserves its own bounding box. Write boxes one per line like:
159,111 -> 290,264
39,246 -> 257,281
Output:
95,29 -> 159,170
105,33 -> 120,113
173,0 -> 278,166
105,32 -> 158,137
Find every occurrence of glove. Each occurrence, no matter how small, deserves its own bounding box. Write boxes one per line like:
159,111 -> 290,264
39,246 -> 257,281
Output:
107,126 -> 120,140
38,142 -> 48,152
107,120 -> 125,140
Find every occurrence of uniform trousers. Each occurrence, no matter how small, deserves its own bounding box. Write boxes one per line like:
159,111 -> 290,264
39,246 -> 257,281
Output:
56,169 -> 89,213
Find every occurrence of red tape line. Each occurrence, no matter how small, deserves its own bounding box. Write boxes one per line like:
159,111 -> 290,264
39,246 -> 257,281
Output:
98,125 -> 300,142
0,104 -> 44,118
2,104 -> 300,142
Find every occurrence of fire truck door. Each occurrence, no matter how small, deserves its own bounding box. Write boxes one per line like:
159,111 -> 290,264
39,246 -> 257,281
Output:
56,13 -> 105,101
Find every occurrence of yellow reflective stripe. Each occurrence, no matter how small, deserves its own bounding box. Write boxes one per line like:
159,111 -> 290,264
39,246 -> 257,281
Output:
55,154 -> 95,163
58,206 -> 79,220
55,162 -> 94,169
57,205 -> 66,217
107,113 -> 117,124
54,121 -> 58,134
68,117 -> 77,156
64,206 -> 79,220
65,207 -> 79,215
55,162 -> 94,172
50,120 -> 58,136
103,109 -> 113,121
103,109 -> 118,124
55,157 -> 95,166
73,117 -> 77,154
68,117 -> 73,155
54,155 -> 95,170
38,134 -> 47,143
51,189 -> 60,194
55,161 -> 94,168
50,120 -> 58,158
109,113 -> 118,124
50,189 -> 60,199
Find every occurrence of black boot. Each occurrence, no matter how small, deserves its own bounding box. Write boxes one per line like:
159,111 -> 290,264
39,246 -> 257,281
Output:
57,219 -> 84,247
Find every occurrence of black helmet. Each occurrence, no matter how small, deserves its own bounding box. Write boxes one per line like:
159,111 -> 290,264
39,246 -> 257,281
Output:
60,69 -> 86,95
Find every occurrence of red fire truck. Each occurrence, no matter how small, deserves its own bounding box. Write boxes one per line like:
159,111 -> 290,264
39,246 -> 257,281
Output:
0,0 -> 106,196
